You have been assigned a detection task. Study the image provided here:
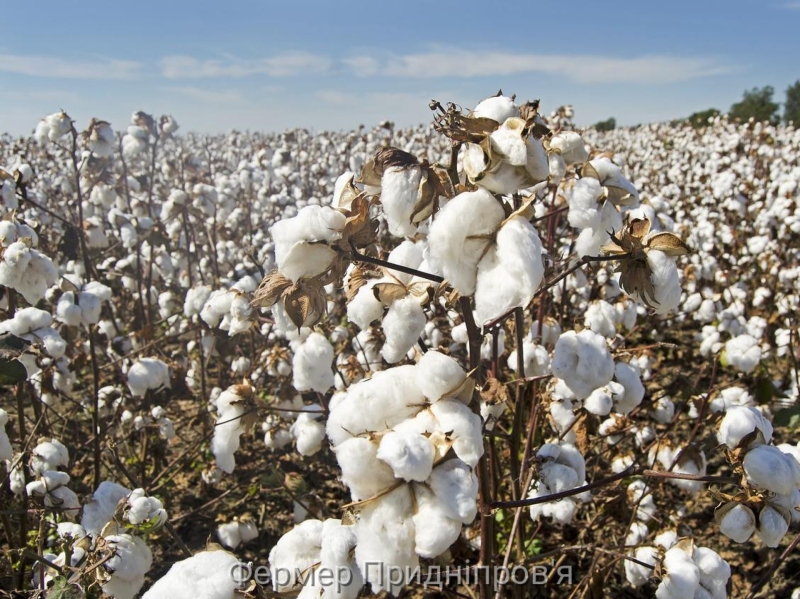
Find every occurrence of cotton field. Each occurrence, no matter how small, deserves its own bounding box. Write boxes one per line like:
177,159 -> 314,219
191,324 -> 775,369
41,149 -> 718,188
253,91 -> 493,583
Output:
1,96 -> 799,599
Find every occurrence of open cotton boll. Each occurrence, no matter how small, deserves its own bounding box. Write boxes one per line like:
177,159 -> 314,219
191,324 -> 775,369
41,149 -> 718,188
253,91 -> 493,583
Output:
269,519 -> 324,592
81,481 -> 131,535
293,332 -> 334,393
636,250 -> 681,314
756,505 -> 789,547
584,386 -> 615,416
184,285 -> 212,318
743,445 -> 800,495
380,165 -> 423,237
551,330 -> 615,399
415,350 -> 468,403
429,400 -> 484,467
381,296 -> 426,363
656,545 -> 700,599
716,406 -> 773,448
102,534 -> 152,599
474,217 -> 544,325
472,95 -> 518,123
335,437 -> 398,501
550,131 -> 589,165
427,459 -> 479,523
693,546 -> 731,599
0,410 -> 12,462
589,156 -> 639,201
377,430 -> 435,482
355,485 -> 418,596
567,178 -> 604,230
211,386 -> 249,474
427,188 -> 505,296
528,484 -> 578,524
717,502 -> 756,543
270,205 -> 345,282
142,550 -> 244,599
326,365 -> 424,446
347,281 -> 384,329
508,341 -> 550,377
625,546 -> 658,587
31,439 -> 69,473
613,362 -> 645,415
584,300 -> 618,338
412,484 -> 463,558
290,408 -> 327,456
127,358 -> 170,397
126,488 -> 167,528
724,334 -> 762,374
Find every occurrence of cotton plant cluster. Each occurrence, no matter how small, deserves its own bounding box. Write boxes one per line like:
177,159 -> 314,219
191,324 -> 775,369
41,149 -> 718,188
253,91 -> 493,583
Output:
1,92 -> 799,599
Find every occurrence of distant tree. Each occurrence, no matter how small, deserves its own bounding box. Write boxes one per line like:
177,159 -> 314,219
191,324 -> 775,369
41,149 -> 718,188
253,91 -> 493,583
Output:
687,108 -> 720,129
728,86 -> 779,125
593,117 -> 616,132
785,80 -> 800,125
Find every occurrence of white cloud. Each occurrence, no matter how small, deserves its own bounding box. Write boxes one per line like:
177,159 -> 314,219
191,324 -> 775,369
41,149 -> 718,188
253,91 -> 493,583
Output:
167,86 -> 245,104
160,53 -> 333,79
0,54 -> 142,80
346,50 -> 733,84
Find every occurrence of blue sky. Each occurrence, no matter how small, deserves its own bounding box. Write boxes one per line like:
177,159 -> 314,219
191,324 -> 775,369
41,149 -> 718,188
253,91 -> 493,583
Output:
1,0 -> 799,135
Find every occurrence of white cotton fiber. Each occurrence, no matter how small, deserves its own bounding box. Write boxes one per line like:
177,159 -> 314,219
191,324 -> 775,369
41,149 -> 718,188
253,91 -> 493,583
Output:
127,358 -> 170,397
743,444 -> 800,495
381,166 -> 423,237
472,96 -> 519,123
377,430 -> 435,482
429,400 -> 484,467
142,550 -> 243,599
0,410 -> 12,462
716,406 -> 773,448
211,387 -> 248,474
335,437 -> 398,501
381,296 -> 426,363
416,350 -> 467,402
270,205 -> 345,282
412,484 -> 463,558
724,334 -> 762,374
427,188 -> 505,295
427,459 -> 478,523
551,330 -> 614,399
567,178 -> 604,230
642,250 -> 682,314
292,332 -> 334,392
474,217 -> 544,325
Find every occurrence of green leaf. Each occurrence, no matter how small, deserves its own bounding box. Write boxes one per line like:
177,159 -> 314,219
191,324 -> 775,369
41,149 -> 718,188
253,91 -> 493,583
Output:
774,403 -> 800,428
49,576 -> 86,599
0,357 -> 27,385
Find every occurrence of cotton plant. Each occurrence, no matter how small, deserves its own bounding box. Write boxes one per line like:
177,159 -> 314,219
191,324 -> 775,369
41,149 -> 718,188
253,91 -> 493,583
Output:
321,351 -> 480,593
126,357 -> 170,397
714,406 -> 800,547
528,442 -> 590,524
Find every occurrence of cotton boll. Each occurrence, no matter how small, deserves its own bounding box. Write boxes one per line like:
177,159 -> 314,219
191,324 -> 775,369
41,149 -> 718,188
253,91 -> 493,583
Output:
756,505 -> 789,547
377,431 -> 435,482
743,445 -> 800,495
693,546 -> 730,599
335,437 -> 398,501
381,296 -> 426,363
551,330 -> 615,399
268,519 -> 323,592
625,546 -> 658,587
567,178 -> 604,230
142,550 -> 243,599
474,217 -> 544,325
716,406 -> 773,448
584,300 -> 618,338
724,334 -> 762,374
354,485 -> 417,596
507,341 -> 550,377
380,166 -> 423,237
716,501 -> 756,543
412,484 -> 463,558
31,439 -> 69,473
429,400 -> 484,468
81,481 -> 131,535
427,188 -> 505,295
636,250 -> 681,314
0,410 -> 12,462
656,545 -> 700,599
427,459 -> 478,523
626,521 -> 649,546
217,521 -> 244,549
472,95 -> 518,123
584,386 -> 614,416
290,409 -> 327,456
317,519 -> 362,599
613,362 -> 645,415
211,386 -> 249,474
270,205 -> 345,282
416,350 -> 467,403
102,534 -> 153,599
292,333 -> 334,393
347,281 -> 384,329
550,131 -> 589,165
127,358 -> 170,397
